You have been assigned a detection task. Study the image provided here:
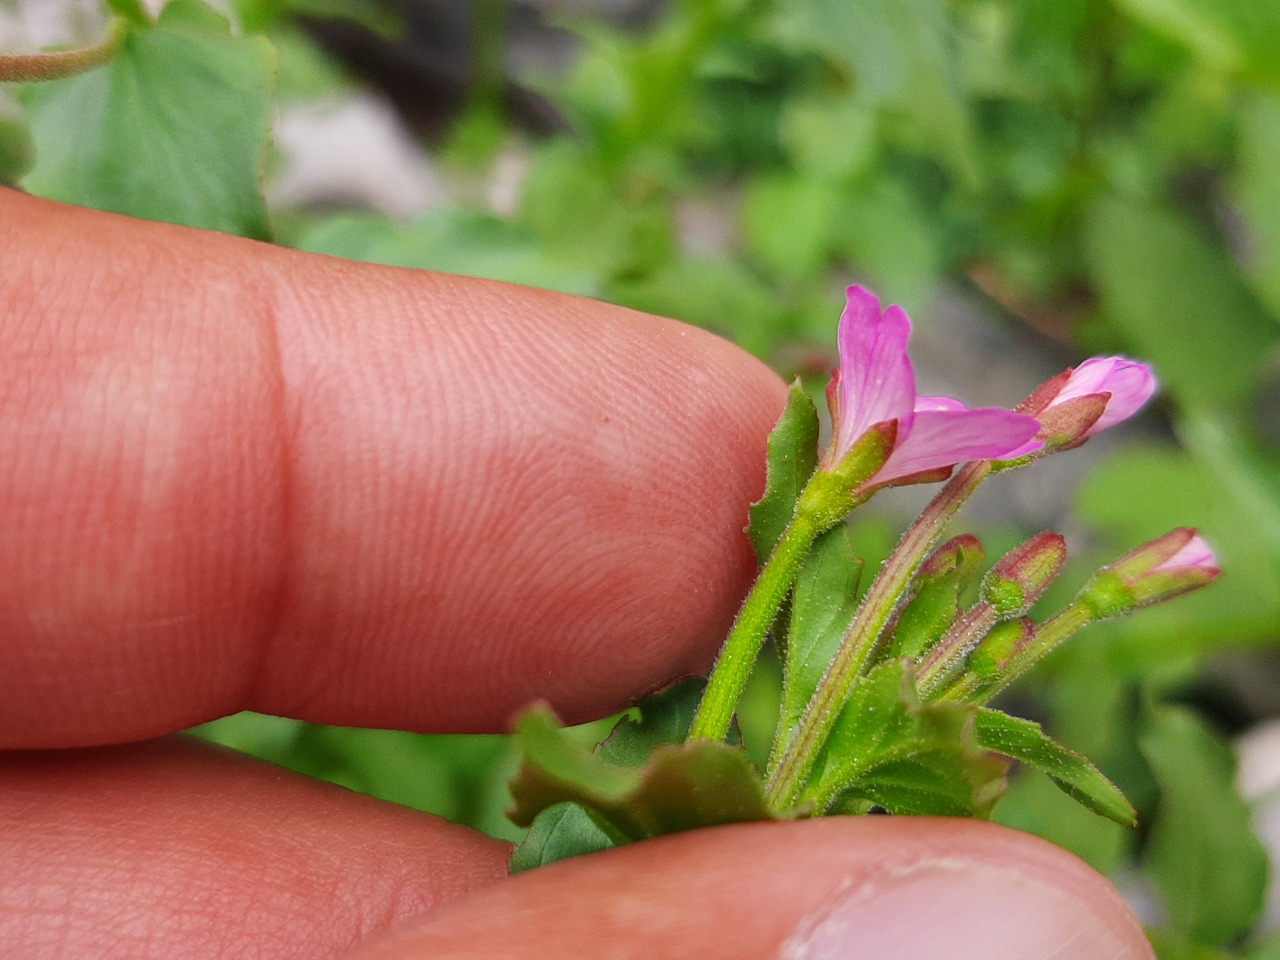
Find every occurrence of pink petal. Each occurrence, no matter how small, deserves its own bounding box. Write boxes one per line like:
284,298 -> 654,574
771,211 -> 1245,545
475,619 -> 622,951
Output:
873,407 -> 1043,485
834,287 -> 916,458
1054,357 -> 1157,434
1158,533 -> 1218,574
914,396 -> 967,412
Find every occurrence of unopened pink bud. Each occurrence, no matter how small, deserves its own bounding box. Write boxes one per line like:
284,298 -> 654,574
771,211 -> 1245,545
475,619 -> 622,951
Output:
1012,357 -> 1157,456
982,532 -> 1068,617
1081,528 -> 1220,617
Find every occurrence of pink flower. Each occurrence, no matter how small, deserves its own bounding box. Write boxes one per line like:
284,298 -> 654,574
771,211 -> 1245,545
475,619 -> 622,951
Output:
823,286 -> 1042,488
1007,357 -> 1157,456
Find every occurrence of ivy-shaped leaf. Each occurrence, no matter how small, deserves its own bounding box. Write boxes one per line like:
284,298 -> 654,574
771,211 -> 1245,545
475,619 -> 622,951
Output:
804,659 -> 1007,817
21,0 -> 276,239
746,381 -> 820,563
508,703 -> 776,846
974,709 -> 1135,826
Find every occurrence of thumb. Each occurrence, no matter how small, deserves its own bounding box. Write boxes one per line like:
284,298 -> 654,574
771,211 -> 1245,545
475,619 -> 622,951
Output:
348,817 -> 1152,959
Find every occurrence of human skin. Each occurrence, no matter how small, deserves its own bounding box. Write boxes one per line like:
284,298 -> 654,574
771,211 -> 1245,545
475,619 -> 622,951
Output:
0,189 -> 1153,958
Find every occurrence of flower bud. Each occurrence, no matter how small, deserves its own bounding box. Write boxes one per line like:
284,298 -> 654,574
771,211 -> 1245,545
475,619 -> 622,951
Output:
1009,357 -> 1157,457
966,617 -> 1035,682
980,533 -> 1068,618
1078,528 -> 1220,619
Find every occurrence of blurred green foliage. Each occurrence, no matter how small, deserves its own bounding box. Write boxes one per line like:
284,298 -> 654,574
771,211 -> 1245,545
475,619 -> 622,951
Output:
7,0 -> 1280,953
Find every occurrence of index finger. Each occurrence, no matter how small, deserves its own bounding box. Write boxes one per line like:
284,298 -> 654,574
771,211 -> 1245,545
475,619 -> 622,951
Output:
0,191 -> 787,747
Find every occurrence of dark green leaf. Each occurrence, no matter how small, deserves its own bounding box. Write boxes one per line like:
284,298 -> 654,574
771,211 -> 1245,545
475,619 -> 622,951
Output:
805,660 -> 1007,816
597,678 -> 705,767
975,709 -> 1135,825
746,382 -> 820,563
509,802 -> 615,873
776,525 -> 863,749
21,0 -> 276,239
835,747 -> 1005,818
508,704 -> 775,843
1139,704 -> 1267,946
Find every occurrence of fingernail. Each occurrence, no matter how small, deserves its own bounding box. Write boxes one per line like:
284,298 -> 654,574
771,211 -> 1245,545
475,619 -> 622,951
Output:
779,859 -> 1148,960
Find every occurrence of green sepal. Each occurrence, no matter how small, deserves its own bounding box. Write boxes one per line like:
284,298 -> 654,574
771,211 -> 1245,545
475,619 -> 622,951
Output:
21,0 -> 276,240
882,534 -> 985,662
509,802 -> 615,873
508,704 -> 776,846
747,381 -> 820,563
803,659 -> 1008,817
774,524 -> 864,759
974,708 -> 1136,826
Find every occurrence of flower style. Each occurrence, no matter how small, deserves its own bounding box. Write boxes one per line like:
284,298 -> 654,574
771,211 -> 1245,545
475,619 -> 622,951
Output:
822,286 -> 1042,488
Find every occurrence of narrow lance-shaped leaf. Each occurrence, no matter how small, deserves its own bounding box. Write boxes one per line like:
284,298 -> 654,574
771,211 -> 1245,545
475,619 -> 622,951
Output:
775,525 -> 863,755
974,709 -> 1134,827
747,381 -> 820,562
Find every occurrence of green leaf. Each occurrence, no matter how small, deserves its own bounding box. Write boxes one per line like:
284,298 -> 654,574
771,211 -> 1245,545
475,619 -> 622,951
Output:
773,0 -> 978,184
975,709 -> 1135,826
746,382 -> 820,563
805,660 -> 1008,816
1111,0 -> 1280,82
509,802 -> 614,873
293,209 -> 597,295
1234,93 -> 1280,320
1139,704 -> 1268,946
1083,199 -> 1277,414
741,172 -> 839,281
776,525 -> 863,750
508,704 -> 775,844
597,678 -> 705,767
20,0 -> 276,240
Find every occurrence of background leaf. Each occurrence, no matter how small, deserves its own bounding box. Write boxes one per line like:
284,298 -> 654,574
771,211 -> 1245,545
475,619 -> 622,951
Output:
1139,703 -> 1268,946
21,0 -> 276,240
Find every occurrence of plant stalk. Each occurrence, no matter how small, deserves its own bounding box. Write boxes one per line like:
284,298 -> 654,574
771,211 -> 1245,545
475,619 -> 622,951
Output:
766,461 -> 993,808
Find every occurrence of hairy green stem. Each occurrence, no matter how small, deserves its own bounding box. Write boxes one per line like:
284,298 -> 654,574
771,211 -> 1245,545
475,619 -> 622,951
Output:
0,20 -> 124,84
914,601 -> 998,698
766,461 -> 993,808
688,512 -> 820,743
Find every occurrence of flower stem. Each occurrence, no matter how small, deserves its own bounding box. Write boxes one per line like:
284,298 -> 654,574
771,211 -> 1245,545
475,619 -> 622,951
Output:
941,601 -> 1094,705
766,461 -> 993,808
688,511 -> 820,743
0,19 -> 124,84
914,601 -> 998,698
